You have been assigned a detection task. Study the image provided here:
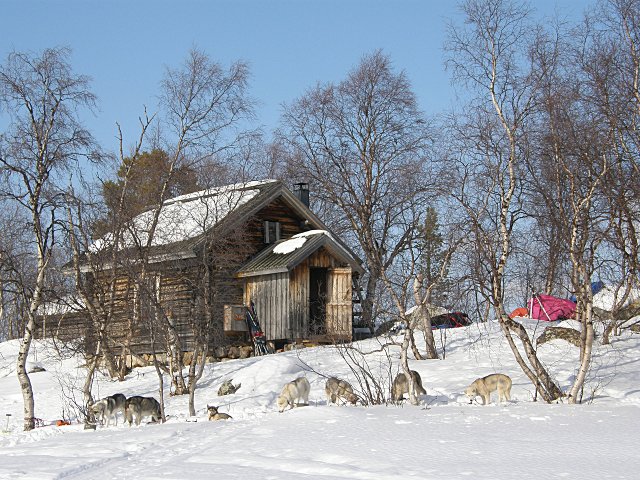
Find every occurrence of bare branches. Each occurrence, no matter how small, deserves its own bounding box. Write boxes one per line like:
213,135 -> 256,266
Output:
85,48 -> 257,417
333,340 -> 396,406
446,0 -> 564,402
279,50 -> 433,328
0,47 -> 95,430
160,48 -> 254,165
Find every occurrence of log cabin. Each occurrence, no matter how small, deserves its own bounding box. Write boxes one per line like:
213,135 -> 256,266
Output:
43,180 -> 364,357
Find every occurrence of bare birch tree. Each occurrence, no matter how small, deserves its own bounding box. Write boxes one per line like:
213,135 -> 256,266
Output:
594,0 -> 640,342
446,0 -> 563,402
0,47 -> 96,430
378,223 -> 424,406
530,15 -> 613,402
62,115 -> 158,427
183,185 -> 255,416
278,50 -> 433,330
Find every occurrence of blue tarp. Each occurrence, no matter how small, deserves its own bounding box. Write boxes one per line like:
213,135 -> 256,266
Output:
570,281 -> 605,302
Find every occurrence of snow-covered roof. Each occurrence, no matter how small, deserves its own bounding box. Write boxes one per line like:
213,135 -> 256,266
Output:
273,230 -> 331,255
92,180 -> 277,252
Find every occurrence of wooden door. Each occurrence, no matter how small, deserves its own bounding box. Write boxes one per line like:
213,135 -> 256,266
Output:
325,268 -> 352,337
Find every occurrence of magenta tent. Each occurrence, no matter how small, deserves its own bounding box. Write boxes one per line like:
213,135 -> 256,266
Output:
528,294 -> 576,321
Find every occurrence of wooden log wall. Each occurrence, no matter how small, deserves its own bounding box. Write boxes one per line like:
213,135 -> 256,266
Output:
242,198 -> 306,248
244,272 -> 290,339
35,310 -> 90,343
308,248 -> 338,269
240,198 -> 309,341
93,268 -> 202,355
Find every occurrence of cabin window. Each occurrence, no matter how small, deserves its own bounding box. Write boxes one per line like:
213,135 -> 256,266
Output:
264,221 -> 281,244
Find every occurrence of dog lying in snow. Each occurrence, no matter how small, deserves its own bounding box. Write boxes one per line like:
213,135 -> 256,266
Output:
391,370 -> 427,402
89,393 -> 126,427
207,405 -> 232,421
277,377 -> 310,412
465,373 -> 512,405
325,377 -> 358,405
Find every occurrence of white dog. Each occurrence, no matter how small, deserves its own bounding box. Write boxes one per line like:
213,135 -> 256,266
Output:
465,373 -> 512,405
325,377 -> 358,405
277,377 -> 310,412
89,393 -> 126,427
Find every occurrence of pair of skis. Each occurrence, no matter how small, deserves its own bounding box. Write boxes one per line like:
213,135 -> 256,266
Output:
245,302 -> 271,356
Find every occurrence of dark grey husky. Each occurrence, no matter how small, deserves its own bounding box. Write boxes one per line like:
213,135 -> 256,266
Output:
90,393 -> 127,426
124,396 -> 162,426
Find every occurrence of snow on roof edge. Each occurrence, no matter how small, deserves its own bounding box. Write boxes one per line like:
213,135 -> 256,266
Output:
273,230 -> 329,255
161,179 -> 279,207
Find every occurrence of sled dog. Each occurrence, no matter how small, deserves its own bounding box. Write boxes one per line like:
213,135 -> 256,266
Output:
277,377 -> 310,412
124,396 -> 162,425
391,370 -> 427,402
325,377 -> 358,405
207,405 -> 232,421
465,373 -> 512,405
89,393 -> 127,427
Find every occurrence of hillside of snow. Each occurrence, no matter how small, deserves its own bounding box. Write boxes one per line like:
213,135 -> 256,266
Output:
0,319 -> 639,479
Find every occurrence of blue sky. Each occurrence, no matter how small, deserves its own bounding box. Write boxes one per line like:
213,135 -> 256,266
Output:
3,0 -> 590,152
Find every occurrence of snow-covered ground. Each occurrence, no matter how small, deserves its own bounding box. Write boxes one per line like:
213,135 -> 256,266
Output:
1,319 -> 639,479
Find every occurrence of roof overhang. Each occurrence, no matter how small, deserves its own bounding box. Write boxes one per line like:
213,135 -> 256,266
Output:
237,232 -> 364,278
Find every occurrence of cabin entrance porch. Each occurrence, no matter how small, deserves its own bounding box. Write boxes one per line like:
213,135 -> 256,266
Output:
238,234 -> 361,344
309,267 -> 328,336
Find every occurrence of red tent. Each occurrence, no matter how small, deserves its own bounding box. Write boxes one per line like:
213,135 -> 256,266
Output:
528,294 -> 576,321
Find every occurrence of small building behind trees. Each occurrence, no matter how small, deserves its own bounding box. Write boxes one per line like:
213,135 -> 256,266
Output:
39,180 -> 363,358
